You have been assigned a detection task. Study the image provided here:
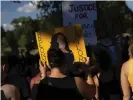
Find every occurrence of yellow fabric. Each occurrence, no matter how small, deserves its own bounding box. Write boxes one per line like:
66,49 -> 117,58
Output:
128,59 -> 133,92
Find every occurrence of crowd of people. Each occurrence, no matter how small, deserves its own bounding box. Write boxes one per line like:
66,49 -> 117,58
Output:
1,32 -> 133,100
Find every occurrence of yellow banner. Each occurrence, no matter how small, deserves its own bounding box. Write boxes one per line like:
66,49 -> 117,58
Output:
35,32 -> 52,65
36,24 -> 87,64
55,24 -> 87,62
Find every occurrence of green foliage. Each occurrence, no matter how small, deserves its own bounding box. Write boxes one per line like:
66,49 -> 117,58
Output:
1,26 -> 6,38
18,33 -> 27,47
33,1 -> 62,31
2,16 -> 40,56
2,1 -> 133,56
97,1 -> 133,37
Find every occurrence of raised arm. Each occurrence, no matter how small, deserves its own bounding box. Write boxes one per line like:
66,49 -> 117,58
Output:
93,75 -> 100,100
75,77 -> 96,100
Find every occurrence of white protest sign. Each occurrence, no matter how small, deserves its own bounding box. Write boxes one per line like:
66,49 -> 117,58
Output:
62,1 -> 97,45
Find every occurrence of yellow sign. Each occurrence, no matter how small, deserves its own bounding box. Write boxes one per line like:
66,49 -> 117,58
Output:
36,24 -> 87,64
55,24 -> 87,62
35,32 -> 51,65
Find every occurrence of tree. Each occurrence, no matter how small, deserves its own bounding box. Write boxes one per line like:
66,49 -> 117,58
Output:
4,30 -> 19,55
1,26 -> 6,38
96,1 -> 133,37
5,1 -> 133,56
11,16 -> 40,56
32,1 -> 62,31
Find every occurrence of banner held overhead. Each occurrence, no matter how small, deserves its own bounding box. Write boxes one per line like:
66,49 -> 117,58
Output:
62,1 -> 97,45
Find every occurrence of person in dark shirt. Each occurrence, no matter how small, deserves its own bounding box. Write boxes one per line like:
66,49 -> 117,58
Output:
30,55 -> 51,100
5,55 -> 30,100
37,49 -> 96,100
1,63 -> 20,100
50,32 -> 74,74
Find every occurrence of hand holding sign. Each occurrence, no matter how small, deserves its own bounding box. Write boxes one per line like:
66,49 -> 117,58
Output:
39,60 -> 48,79
84,57 -> 90,65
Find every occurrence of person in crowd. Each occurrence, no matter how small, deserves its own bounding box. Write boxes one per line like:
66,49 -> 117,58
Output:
37,49 -> 96,100
5,55 -> 31,100
72,62 -> 100,100
50,32 -> 74,74
26,55 -> 40,79
27,55 -> 40,89
71,62 -> 90,80
1,84 -> 20,100
30,68 -> 51,90
30,55 -> 51,100
29,55 -> 41,100
93,48 -> 121,100
85,45 -> 97,66
121,44 -> 133,100
1,64 -> 20,100
122,35 -> 130,63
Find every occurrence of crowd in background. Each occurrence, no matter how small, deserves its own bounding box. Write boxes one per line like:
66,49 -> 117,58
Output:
1,32 -> 133,100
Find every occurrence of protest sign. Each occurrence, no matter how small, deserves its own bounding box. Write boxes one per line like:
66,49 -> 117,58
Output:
62,1 -> 97,45
36,24 -> 87,64
35,32 -> 52,65
55,24 -> 87,62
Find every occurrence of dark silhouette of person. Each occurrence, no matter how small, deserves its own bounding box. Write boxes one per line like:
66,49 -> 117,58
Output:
50,32 -> 74,75
36,49 -> 96,100
1,60 -> 20,100
93,48 -> 121,100
5,55 -> 30,100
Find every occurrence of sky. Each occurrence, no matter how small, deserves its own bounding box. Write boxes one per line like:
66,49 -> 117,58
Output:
1,1 -> 40,31
125,1 -> 133,13
1,1 -> 133,31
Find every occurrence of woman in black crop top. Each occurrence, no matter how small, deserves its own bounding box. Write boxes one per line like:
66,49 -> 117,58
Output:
37,49 -> 96,100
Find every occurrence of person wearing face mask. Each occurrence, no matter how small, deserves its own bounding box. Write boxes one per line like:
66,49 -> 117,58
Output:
50,32 -> 74,75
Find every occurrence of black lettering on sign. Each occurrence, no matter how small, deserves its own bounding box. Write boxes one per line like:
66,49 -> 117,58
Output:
75,13 -> 88,20
76,44 -> 85,62
83,31 -> 92,38
84,30 -> 88,37
69,4 -> 74,12
37,33 -> 47,63
74,27 -> 85,62
69,3 -> 96,12
82,24 -> 93,29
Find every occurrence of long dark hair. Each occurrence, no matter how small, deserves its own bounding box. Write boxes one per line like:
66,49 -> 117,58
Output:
47,49 -> 68,75
50,32 -> 70,51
